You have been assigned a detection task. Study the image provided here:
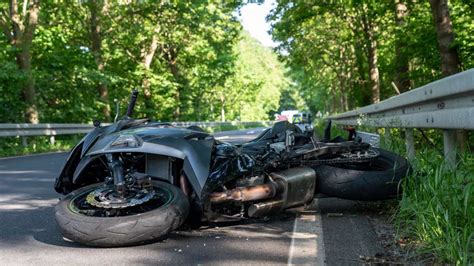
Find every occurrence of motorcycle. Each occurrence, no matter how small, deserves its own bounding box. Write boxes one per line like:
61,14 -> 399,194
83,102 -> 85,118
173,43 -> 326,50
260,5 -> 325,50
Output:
54,90 -> 409,247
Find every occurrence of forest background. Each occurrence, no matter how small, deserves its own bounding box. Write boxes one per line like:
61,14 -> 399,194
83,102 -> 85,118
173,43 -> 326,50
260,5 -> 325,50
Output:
1,1 -> 473,125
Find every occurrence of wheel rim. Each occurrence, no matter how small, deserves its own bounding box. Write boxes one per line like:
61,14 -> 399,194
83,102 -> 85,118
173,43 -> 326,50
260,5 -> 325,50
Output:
68,184 -> 173,217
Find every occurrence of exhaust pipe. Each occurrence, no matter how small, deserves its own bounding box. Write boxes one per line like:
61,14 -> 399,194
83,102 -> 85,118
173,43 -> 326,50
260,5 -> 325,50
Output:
248,200 -> 284,218
209,181 -> 285,204
210,167 -> 316,218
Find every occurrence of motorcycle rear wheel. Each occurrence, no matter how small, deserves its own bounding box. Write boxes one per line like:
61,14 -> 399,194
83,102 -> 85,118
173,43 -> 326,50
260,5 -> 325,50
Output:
314,148 -> 409,201
55,180 -> 189,247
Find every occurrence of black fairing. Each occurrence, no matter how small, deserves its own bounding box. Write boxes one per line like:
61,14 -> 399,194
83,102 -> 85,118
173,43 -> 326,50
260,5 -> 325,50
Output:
204,143 -> 256,193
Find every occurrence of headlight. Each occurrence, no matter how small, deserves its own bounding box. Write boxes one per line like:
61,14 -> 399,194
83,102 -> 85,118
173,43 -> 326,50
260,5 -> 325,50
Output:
110,135 -> 141,148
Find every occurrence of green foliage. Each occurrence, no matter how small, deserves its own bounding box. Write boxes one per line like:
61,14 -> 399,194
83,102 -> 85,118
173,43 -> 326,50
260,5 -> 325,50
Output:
268,0 -> 473,114
224,31 -> 294,121
396,150 -> 473,264
0,1 -> 293,124
374,129 -> 473,264
0,135 -> 79,157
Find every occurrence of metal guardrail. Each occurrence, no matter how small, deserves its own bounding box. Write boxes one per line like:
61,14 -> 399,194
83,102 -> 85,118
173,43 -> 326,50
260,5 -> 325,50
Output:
0,121 -> 274,138
329,68 -> 474,167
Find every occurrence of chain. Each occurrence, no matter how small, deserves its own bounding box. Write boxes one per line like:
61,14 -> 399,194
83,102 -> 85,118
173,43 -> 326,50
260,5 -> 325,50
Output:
300,148 -> 380,165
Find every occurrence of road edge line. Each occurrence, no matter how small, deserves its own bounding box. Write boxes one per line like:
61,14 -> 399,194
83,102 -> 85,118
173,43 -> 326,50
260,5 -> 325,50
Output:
287,211 -> 326,265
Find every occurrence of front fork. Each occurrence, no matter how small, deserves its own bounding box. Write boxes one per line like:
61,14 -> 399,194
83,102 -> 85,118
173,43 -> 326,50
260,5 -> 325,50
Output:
106,154 -> 126,197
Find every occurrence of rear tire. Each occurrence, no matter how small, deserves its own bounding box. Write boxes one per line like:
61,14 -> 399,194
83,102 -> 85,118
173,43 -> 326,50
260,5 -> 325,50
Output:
55,180 -> 189,247
314,149 -> 409,201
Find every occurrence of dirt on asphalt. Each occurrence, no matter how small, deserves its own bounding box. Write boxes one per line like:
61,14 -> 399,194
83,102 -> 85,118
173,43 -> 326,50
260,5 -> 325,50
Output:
356,200 -> 437,265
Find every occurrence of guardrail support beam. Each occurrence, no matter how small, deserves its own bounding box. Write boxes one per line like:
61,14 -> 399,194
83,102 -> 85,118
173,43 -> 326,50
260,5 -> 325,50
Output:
383,128 -> 391,148
21,136 -> 28,147
405,128 -> 415,161
443,129 -> 457,168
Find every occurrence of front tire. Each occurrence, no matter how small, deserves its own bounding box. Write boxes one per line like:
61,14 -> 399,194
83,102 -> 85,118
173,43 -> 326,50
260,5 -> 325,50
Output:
55,180 -> 189,247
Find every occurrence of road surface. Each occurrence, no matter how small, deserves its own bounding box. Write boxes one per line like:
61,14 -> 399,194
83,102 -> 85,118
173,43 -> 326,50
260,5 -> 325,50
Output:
0,128 -> 385,265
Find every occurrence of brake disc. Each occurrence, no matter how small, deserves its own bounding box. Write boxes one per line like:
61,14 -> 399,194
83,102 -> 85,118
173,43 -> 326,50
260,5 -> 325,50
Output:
86,186 -> 156,209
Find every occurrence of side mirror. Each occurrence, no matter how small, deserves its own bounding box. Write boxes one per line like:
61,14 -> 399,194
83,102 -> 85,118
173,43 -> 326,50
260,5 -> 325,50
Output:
125,89 -> 139,118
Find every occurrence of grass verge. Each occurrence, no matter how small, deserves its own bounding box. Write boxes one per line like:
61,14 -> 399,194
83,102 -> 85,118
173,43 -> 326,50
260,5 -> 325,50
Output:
377,127 -> 472,264
395,150 -> 473,264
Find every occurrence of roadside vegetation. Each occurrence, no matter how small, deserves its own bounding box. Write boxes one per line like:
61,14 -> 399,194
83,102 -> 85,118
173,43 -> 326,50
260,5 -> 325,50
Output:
384,130 -> 473,264
0,1 -> 302,125
397,149 -> 473,264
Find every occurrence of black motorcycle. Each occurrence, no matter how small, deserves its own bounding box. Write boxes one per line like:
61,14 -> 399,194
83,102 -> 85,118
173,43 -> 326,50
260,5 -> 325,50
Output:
54,90 -> 408,247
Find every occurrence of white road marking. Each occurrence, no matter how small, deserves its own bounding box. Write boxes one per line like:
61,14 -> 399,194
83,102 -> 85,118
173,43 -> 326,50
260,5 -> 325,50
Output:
288,211 -> 326,265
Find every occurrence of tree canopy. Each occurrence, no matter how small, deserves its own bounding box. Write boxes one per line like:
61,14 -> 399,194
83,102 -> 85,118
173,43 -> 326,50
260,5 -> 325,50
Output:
0,0 -> 294,123
268,0 -> 474,115
1,0 -> 473,124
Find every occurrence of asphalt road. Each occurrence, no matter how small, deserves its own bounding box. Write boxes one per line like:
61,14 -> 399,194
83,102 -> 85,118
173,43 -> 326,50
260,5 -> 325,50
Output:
0,128 -> 386,265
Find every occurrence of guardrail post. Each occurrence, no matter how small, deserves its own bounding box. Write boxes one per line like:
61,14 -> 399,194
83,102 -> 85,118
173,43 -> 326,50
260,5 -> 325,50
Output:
405,128 -> 415,161
383,128 -> 391,148
456,129 -> 467,152
50,136 -> 55,145
443,129 -> 457,168
21,136 -> 28,147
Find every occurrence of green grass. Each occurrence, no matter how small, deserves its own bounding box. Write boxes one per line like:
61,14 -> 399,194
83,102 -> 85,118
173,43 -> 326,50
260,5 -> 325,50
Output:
395,150 -> 473,265
376,128 -> 473,264
0,135 -> 79,157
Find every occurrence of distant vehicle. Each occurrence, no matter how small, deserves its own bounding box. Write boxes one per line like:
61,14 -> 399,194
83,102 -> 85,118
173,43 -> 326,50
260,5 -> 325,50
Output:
276,110 -> 312,132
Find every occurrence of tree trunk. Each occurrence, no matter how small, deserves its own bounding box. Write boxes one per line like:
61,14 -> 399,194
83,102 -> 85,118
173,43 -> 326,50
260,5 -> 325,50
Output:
161,45 -> 185,121
220,94 -> 225,122
168,55 -> 181,121
0,0 -> 40,123
394,0 -> 410,93
338,76 -> 347,112
429,0 -> 460,76
430,0 -> 467,150
89,0 -> 111,122
141,33 -> 159,112
17,43 -> 38,123
361,6 -> 381,103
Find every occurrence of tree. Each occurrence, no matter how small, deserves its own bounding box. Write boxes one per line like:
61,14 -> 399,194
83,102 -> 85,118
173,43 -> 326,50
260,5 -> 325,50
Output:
359,2 -> 381,103
87,0 -> 111,122
0,0 -> 40,123
394,0 -> 410,93
429,0 -> 461,76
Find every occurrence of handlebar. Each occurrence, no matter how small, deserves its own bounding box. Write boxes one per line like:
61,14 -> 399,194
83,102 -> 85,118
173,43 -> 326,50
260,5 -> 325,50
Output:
125,89 -> 139,118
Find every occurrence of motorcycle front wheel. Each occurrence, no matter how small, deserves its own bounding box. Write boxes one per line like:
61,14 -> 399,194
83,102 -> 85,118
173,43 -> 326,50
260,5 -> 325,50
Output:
55,180 -> 189,247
